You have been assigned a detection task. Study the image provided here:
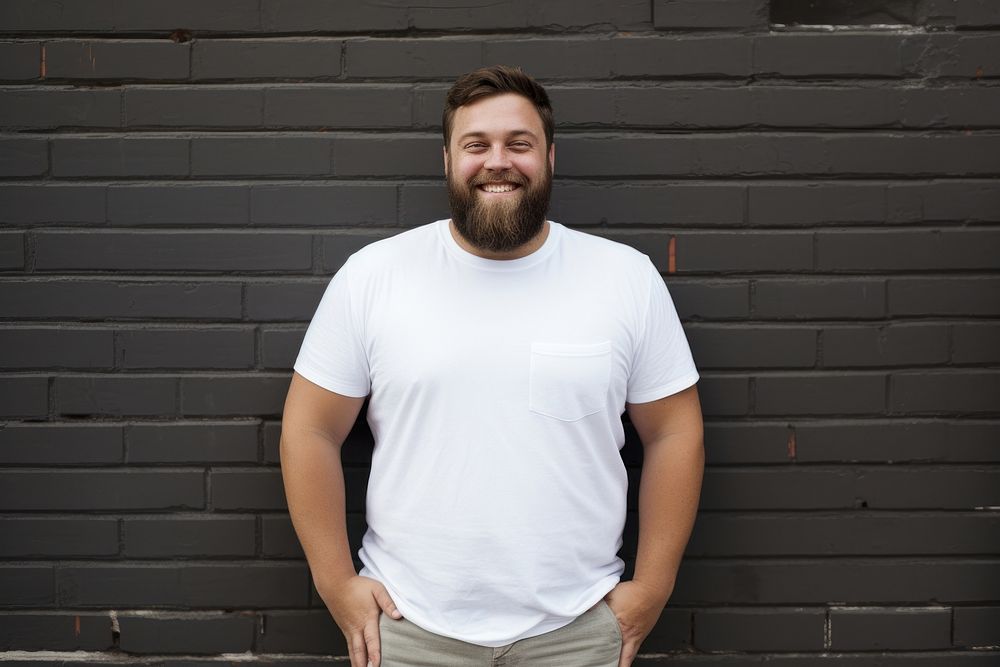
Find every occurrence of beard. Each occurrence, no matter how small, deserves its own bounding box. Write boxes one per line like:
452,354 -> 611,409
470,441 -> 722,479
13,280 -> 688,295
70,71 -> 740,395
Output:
447,161 -> 552,254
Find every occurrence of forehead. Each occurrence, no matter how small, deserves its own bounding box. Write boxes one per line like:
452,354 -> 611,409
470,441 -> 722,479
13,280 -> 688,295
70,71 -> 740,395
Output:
451,93 -> 545,141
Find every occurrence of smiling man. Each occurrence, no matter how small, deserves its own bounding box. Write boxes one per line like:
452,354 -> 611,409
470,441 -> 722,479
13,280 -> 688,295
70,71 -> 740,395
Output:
280,66 -> 704,667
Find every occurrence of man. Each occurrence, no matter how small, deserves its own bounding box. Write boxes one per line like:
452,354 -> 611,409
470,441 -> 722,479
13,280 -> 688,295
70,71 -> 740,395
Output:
280,65 -> 703,667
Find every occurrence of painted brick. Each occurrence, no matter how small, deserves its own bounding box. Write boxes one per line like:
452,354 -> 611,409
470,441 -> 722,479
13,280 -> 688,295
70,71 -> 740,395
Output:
251,184 -> 397,226
888,181 -> 1000,223
180,374 -> 291,417
0,88 -> 121,130
117,613 -> 255,654
642,608 -> 691,651
260,327 -> 307,369
51,137 -> 188,177
817,229 -> 1000,272
704,423 -> 791,464
614,36 -> 752,77
903,86 -> 1000,128
407,1 -> 528,30
0,519 -> 118,557
332,136 -> 441,177
756,373 -> 886,416
676,232 -> 813,273
111,0 -> 261,31
0,423 -> 123,465
749,182 -> 885,226
954,0 -> 1000,26
0,233 -> 24,268
700,468 -> 855,510
245,281 -> 327,321
0,41 -> 41,80
211,469 -> 287,510
686,325 -> 816,369
553,184 -> 745,226
0,280 -> 243,320
755,34 -> 903,77
892,370 -> 1000,414
261,0 -> 407,31
826,134 -> 1000,177
0,327 -> 114,369
0,139 -> 47,177
749,86 -> 899,129
398,182 -> 448,228
320,232 -> 393,271
55,564 -> 309,608
262,421 -> 281,463
908,34 -> 1000,79
346,39 -> 482,78
127,422 -> 258,463
54,375 -> 177,417
830,607 -> 951,650
953,323 -> 1000,364
755,279 -> 885,320
0,376 -> 48,418
0,0 -> 114,30
822,324 -> 950,368
613,86 -> 750,129
890,277 -> 1000,316
694,608 -> 825,651
697,375 -> 750,416
192,38 -> 342,80
263,85 -> 411,128
485,39 -> 613,79
0,184 -> 106,224
669,280 -> 750,320
529,0 -> 650,29
257,611 -> 344,653
654,0 -> 767,28
857,467 -> 1000,510
126,87 -> 263,128
45,40 -> 189,80
954,607 -> 1000,647
795,420 -> 1000,463
109,184 -> 249,225
191,136 -> 331,176
0,613 -> 112,650
0,567 -> 54,606
123,517 -> 255,558
118,328 -> 255,369
261,515 -> 305,558
0,471 -> 204,511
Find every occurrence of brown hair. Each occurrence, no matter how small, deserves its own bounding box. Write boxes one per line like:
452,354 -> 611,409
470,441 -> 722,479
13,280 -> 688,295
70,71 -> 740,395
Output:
442,65 -> 554,150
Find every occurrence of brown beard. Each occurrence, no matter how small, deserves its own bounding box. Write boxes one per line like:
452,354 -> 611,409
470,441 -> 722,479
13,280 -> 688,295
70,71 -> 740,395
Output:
447,160 -> 552,254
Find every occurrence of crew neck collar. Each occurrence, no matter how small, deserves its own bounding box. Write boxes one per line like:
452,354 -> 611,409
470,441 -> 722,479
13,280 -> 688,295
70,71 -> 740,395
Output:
437,219 -> 561,271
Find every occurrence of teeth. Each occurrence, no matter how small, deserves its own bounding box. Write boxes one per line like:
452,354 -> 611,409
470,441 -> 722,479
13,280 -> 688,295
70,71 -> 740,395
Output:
481,183 -> 517,193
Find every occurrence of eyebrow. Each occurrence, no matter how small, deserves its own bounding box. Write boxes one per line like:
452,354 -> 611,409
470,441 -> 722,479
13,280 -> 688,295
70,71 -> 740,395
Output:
455,129 -> 540,143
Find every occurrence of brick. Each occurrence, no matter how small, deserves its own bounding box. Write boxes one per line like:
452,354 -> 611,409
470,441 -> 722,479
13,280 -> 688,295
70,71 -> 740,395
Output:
51,137 -> 188,177
192,136 -> 331,176
830,607 -> 951,650
0,471 -> 203,511
676,232 -> 813,273
704,423 -> 791,464
45,40 -> 189,80
555,184 -> 746,226
697,375 -> 749,417
485,39 -> 612,79
954,0 -> 1000,26
890,277 -> 1000,316
193,38 -> 341,80
398,183 -> 448,228
749,183 -> 885,226
35,231 -> 311,273
257,611 -> 343,653
0,139 -> 47,177
128,422 -> 258,463
0,184 -> 106,224
109,184 -> 249,226
546,87 -> 617,128
614,36 -> 752,77
261,327 -> 307,369
126,87 -> 263,128
0,279 -> 243,320
263,421 -> 281,463
211,469 -> 286,510
613,86 -> 750,129
0,567 -> 53,606
756,279 -> 885,319
180,374 -> 291,416
756,373 -> 885,416
261,515 -> 304,557
0,41 -> 41,80
123,517 -> 255,558
320,232 -> 394,272
822,324 -> 949,368
251,183 -> 396,226
261,0 -> 406,31
0,423 -> 123,465
0,519 -> 118,557
655,0 -> 767,28
759,85 -> 901,128
0,233 -> 24,269
54,376 -> 176,417
694,608 -> 824,651
0,88 -> 121,129
0,613 -> 112,650
245,281 -> 327,321
346,39 -> 481,78
903,87 -> 1000,128
700,468 -> 855,510
118,328 -> 255,370
857,467 -> 1000,510
954,607 -> 1000,647
888,181 -> 1000,223
953,323 -> 1000,364
406,1 -> 529,30
263,85 -> 411,128
795,420 -> 1000,463
892,370 -> 1000,414
333,136 -> 441,177
412,83 -> 451,128
0,376 -> 47,418
0,0 -> 115,31
755,34 -> 903,77
826,134 -> 1000,177
641,608 -> 691,652
117,613 -> 255,655
530,0 -> 650,30
908,34 -> 1000,79
669,280 -> 750,320
687,325 -> 816,369
55,564 -> 309,608
112,0 -> 261,31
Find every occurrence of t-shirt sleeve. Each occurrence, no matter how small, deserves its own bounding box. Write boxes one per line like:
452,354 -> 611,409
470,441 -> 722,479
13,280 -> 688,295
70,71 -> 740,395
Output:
626,261 -> 699,404
293,261 -> 371,398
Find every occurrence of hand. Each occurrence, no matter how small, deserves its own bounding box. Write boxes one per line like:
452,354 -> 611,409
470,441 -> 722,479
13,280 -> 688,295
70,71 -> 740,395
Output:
318,575 -> 402,667
603,580 -> 668,667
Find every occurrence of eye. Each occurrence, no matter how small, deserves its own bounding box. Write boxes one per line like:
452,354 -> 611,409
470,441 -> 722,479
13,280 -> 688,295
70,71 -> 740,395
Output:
464,142 -> 487,151
509,141 -> 532,150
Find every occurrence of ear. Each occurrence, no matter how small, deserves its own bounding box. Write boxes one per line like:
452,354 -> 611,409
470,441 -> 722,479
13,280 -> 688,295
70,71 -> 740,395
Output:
548,142 -> 555,172
443,145 -> 449,176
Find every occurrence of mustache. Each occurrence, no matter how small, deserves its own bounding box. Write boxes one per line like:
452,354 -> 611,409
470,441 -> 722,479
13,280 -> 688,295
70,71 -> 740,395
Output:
469,172 -> 527,187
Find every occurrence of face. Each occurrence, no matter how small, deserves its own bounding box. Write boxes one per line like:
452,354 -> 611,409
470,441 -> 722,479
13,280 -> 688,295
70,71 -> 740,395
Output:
445,93 -> 555,253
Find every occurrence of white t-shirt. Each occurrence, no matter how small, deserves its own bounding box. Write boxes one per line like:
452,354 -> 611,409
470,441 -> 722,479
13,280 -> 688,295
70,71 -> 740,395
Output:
294,219 -> 698,647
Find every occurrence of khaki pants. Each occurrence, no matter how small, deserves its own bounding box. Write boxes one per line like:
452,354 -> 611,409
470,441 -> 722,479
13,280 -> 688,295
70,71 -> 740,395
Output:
379,601 -> 622,667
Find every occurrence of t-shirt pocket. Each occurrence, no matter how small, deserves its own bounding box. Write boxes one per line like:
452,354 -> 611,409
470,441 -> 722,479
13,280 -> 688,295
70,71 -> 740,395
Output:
529,341 -> 612,421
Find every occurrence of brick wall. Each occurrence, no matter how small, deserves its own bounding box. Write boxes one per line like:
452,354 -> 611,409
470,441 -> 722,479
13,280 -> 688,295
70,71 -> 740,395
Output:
1,0 -> 998,662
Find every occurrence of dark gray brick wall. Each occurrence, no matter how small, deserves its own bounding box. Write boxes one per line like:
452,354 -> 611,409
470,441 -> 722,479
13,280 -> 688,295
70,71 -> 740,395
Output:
1,0 -> 997,663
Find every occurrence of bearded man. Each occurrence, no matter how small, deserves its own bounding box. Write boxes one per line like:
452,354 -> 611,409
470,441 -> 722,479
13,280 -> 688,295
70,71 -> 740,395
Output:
280,65 -> 704,667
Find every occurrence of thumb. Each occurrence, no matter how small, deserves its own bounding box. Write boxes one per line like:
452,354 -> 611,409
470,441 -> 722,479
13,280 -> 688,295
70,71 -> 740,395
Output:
372,583 -> 403,620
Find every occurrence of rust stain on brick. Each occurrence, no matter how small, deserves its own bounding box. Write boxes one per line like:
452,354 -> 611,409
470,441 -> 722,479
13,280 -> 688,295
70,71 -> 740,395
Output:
787,427 -> 797,460
40,44 -> 46,78
74,615 -> 80,637
976,66 -> 983,78
668,236 -> 676,274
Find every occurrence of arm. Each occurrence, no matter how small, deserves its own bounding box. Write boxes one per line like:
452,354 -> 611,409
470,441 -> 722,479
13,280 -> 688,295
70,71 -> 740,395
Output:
605,384 -> 704,667
280,372 -> 401,667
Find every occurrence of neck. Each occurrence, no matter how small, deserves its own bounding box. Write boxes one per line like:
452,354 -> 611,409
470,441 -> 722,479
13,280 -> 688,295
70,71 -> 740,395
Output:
448,220 -> 550,260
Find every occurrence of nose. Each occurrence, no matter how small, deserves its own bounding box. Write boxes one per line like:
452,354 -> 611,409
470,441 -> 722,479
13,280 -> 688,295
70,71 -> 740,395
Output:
483,144 -> 513,172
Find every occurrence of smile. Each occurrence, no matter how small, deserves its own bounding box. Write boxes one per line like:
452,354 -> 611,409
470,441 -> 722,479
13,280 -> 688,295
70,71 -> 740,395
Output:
478,183 -> 520,193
